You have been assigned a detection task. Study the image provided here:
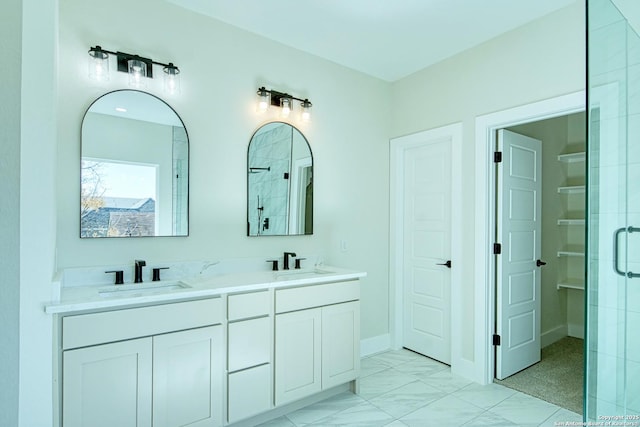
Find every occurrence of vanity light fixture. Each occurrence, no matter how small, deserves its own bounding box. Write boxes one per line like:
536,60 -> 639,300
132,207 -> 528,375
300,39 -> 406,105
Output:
256,87 -> 313,122
88,46 -> 181,94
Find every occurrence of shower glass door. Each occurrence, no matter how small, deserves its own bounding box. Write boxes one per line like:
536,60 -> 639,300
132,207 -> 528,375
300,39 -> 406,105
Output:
586,0 -> 640,420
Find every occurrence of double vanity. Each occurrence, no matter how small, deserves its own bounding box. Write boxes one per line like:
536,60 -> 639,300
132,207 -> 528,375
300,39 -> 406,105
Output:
46,260 -> 365,427
61,86 -> 343,426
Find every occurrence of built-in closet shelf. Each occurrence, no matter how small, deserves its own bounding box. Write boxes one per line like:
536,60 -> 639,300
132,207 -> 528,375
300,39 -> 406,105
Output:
558,185 -> 586,194
557,250 -> 585,257
557,219 -> 585,226
557,152 -> 586,163
557,280 -> 585,291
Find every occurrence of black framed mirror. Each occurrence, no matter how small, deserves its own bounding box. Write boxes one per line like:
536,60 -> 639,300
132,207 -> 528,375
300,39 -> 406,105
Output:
80,90 -> 189,238
247,122 -> 313,236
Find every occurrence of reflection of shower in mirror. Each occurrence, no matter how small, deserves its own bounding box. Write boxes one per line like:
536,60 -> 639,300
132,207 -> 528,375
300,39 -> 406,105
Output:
256,195 -> 265,235
247,122 -> 313,236
249,166 -> 271,174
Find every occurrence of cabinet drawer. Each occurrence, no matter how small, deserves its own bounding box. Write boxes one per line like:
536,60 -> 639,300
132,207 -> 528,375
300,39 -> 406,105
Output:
228,317 -> 271,372
275,281 -> 359,313
63,298 -> 222,350
228,290 -> 270,321
228,364 -> 271,423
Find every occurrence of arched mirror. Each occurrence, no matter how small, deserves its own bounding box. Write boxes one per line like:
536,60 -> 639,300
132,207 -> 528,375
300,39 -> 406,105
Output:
247,122 -> 313,236
80,90 -> 189,238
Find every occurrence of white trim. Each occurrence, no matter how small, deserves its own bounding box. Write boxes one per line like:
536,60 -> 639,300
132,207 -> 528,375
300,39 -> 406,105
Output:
474,91 -> 586,385
360,334 -> 391,357
389,122 -> 463,370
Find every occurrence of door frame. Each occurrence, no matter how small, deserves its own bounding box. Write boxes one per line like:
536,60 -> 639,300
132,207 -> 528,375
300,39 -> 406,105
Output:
389,122 -> 465,374
474,91 -> 585,384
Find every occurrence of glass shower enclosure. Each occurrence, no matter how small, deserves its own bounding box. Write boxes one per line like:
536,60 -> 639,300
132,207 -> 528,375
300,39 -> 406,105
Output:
586,0 -> 640,420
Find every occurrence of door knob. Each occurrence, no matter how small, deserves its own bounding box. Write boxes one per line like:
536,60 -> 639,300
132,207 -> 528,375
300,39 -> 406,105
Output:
536,259 -> 547,267
437,260 -> 452,269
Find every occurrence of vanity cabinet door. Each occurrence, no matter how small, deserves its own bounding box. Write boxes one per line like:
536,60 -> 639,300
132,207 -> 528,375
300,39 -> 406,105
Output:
275,308 -> 322,405
62,337 -> 152,427
322,301 -> 360,389
152,326 -> 223,427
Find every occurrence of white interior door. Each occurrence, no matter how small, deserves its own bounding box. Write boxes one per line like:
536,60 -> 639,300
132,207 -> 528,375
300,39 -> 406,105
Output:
496,129 -> 542,380
402,139 -> 452,364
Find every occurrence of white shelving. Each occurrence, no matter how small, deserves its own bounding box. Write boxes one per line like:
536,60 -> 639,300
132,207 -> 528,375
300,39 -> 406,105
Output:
557,219 -> 585,226
557,149 -> 586,295
558,185 -> 585,194
556,280 -> 585,291
557,152 -> 586,163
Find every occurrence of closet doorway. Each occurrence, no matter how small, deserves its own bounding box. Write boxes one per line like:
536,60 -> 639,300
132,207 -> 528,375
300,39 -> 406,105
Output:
493,112 -> 586,415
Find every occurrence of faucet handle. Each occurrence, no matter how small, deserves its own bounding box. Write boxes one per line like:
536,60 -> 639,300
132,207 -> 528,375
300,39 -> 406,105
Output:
105,270 -> 124,285
294,258 -> 306,270
266,260 -> 279,271
152,267 -> 169,282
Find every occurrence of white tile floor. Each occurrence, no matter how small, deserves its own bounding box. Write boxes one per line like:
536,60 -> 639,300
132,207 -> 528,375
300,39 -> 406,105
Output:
258,349 -> 582,427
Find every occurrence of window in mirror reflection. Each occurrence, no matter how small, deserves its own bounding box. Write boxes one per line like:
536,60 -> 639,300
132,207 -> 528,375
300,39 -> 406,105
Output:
81,160 -> 159,237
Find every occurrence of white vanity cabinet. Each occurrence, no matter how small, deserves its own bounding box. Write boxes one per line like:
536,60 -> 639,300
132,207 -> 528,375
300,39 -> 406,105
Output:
274,281 -> 360,406
63,337 -> 153,427
60,299 -> 224,427
226,290 -> 273,424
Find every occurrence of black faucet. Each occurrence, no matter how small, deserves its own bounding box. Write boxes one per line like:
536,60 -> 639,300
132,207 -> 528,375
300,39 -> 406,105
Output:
134,259 -> 146,283
283,252 -> 296,270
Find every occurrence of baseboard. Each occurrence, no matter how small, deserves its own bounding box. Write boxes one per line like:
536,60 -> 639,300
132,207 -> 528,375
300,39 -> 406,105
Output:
541,324 -> 568,348
360,333 -> 391,357
568,323 -> 584,339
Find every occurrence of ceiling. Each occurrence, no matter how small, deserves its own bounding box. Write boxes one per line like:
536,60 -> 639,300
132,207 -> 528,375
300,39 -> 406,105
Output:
166,0 -> 577,82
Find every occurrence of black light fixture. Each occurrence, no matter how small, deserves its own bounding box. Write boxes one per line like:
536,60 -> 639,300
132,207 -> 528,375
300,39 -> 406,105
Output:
256,87 -> 312,122
88,45 -> 181,94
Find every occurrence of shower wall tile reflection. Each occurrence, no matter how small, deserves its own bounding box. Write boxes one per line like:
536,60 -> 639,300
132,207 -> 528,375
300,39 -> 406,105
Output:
248,124 -> 291,235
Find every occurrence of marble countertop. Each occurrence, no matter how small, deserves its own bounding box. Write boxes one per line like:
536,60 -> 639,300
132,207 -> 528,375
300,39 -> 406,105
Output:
44,266 -> 366,314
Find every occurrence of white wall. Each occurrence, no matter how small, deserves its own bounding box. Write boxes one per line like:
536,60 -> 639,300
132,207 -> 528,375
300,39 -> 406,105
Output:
0,1 -> 22,425
390,2 -> 586,363
57,0 -> 390,342
20,0 -> 58,426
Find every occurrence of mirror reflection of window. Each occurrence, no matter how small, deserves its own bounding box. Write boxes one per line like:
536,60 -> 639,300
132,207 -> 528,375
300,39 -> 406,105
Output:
80,90 -> 189,238
81,160 -> 158,237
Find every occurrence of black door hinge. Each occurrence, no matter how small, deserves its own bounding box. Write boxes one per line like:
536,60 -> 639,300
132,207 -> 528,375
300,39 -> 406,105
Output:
493,243 -> 501,254
493,334 -> 501,346
494,152 -> 503,163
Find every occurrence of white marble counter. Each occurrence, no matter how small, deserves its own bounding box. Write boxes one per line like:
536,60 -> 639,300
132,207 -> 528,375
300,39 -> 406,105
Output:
45,265 -> 366,314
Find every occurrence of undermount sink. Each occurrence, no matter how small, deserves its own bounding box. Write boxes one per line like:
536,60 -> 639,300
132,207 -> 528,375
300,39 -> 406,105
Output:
98,281 -> 191,298
274,268 -> 334,280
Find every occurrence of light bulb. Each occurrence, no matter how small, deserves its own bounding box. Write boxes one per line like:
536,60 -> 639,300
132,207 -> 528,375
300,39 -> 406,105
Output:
163,63 -> 180,95
128,59 -> 147,89
281,97 -> 291,118
301,99 -> 312,122
88,46 -> 109,82
256,87 -> 270,113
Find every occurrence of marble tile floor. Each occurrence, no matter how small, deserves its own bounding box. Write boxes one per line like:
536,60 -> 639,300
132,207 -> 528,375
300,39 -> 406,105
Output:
258,349 -> 582,427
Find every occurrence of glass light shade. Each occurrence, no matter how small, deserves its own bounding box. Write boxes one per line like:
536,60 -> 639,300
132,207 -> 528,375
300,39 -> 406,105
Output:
88,47 -> 109,82
163,63 -> 180,95
257,88 -> 270,113
280,97 -> 291,118
301,100 -> 312,122
128,59 -> 147,89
